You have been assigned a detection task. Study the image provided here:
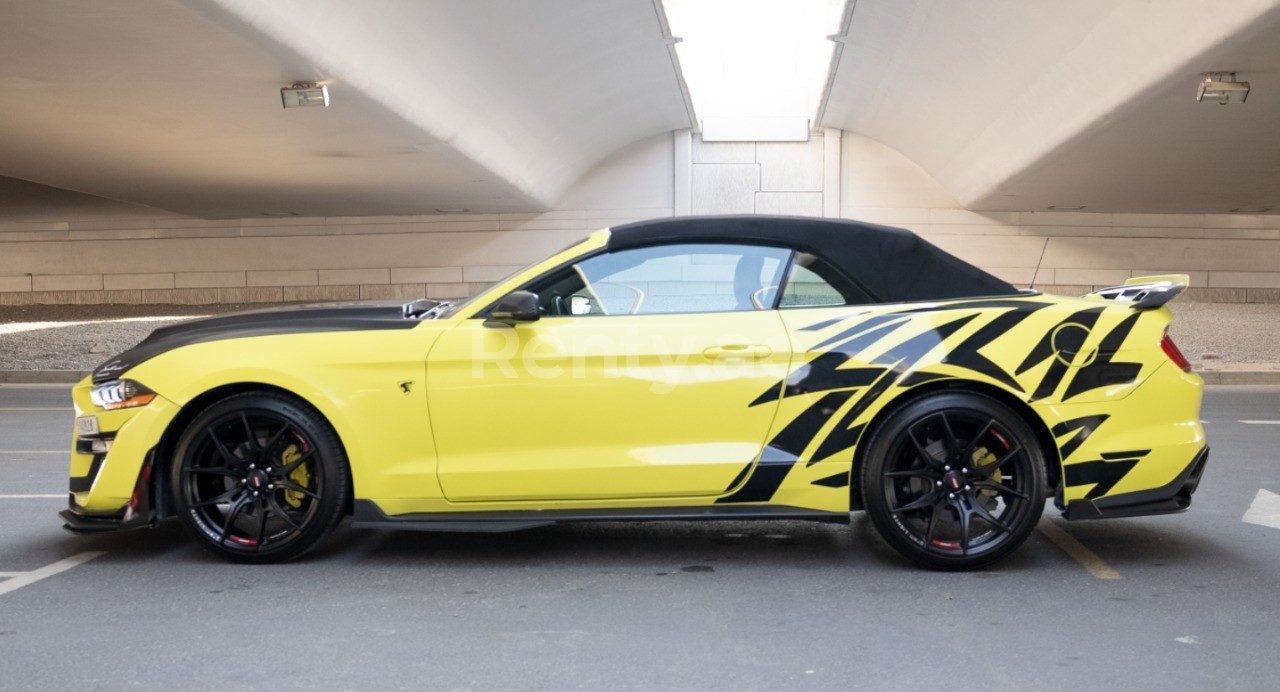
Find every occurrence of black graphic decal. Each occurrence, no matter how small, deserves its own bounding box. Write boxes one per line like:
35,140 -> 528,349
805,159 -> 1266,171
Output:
875,314 -> 977,369
810,423 -> 866,466
1062,313 -> 1143,400
725,313 -> 991,503
901,298 -> 1052,314
941,304 -> 1049,390
1021,308 -> 1105,401
717,446 -> 804,504
758,392 -> 856,459
812,314 -> 909,351
1050,414 -> 1110,461
751,355 -> 883,406
1064,452 -> 1146,499
811,472 -> 850,489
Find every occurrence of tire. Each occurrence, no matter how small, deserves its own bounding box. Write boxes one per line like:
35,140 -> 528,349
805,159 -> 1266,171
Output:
860,392 -> 1046,570
170,391 -> 349,563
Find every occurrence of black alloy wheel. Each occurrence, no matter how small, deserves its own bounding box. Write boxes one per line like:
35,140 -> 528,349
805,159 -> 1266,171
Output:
860,392 -> 1046,570
171,392 -> 348,563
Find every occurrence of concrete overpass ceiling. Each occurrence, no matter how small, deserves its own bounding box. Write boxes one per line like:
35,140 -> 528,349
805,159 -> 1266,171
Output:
0,0 -> 695,220
820,0 -> 1280,214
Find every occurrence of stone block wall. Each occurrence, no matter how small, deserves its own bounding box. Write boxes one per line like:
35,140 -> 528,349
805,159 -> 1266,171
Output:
2,130 -> 1278,305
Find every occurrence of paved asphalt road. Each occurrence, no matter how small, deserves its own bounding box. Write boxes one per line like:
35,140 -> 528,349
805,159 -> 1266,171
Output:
0,384 -> 1277,691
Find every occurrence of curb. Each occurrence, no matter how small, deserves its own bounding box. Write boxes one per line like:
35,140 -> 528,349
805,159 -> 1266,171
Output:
2,369 -> 1280,386
0,370 -> 91,384
1197,370 -> 1280,385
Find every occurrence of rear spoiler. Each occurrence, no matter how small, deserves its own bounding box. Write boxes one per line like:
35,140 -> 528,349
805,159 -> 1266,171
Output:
1085,274 -> 1188,310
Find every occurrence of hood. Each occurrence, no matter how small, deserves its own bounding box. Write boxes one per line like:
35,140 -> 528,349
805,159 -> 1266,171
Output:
92,300 -> 433,384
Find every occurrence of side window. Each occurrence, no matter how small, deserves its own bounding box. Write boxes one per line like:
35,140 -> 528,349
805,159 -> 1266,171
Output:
528,243 -> 790,316
779,253 -> 874,307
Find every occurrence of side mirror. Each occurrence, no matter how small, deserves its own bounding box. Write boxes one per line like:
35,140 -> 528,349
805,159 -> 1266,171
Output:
486,290 -> 540,326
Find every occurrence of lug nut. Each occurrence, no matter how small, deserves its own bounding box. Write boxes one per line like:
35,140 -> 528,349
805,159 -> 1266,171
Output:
935,481 -> 942,487
249,464 -> 255,470
962,467 -> 969,474
944,465 -> 951,471
268,484 -> 275,490
964,485 -> 971,491
253,491 -> 259,497
948,493 -> 955,499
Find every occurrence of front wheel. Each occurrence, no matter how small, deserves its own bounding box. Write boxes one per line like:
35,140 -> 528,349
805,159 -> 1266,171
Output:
170,392 -> 348,563
860,392 -> 1046,570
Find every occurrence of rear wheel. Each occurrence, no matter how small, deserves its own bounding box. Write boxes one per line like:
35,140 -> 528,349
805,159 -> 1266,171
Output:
860,392 -> 1046,570
170,392 -> 348,563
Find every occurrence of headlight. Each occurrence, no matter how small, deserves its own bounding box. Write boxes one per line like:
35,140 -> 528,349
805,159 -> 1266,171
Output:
89,379 -> 157,411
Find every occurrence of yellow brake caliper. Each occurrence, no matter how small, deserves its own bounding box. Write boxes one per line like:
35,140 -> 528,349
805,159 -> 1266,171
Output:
971,446 -> 1001,497
279,444 -> 312,508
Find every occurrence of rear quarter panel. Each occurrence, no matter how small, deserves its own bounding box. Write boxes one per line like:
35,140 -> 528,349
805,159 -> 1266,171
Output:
763,294 -> 1201,509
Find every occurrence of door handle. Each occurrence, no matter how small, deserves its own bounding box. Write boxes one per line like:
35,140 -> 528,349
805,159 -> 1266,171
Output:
703,344 -> 772,359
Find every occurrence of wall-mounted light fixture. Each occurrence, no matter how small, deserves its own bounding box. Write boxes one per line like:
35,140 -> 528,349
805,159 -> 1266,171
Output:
1196,72 -> 1249,104
281,82 -> 329,109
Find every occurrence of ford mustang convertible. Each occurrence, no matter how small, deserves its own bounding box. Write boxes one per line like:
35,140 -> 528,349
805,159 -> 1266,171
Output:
63,216 -> 1208,569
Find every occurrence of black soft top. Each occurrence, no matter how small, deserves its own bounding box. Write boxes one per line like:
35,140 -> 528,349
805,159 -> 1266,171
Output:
608,215 -> 1018,303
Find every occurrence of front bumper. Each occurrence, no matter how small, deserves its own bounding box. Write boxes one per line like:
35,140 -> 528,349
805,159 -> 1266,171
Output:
1064,445 -> 1208,520
61,449 -> 159,533
66,377 -> 179,516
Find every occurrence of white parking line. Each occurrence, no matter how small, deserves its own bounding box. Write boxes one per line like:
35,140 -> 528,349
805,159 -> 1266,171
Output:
0,408 -> 72,411
1243,489 -> 1280,530
1037,519 -> 1121,580
0,552 -> 105,597
1241,420 -> 1280,425
0,494 -> 65,499
0,451 -> 66,455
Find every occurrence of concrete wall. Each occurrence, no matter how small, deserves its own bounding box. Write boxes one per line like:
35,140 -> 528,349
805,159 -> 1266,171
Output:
837,134 -> 1280,303
0,136 -> 676,305
3,129 -> 1279,305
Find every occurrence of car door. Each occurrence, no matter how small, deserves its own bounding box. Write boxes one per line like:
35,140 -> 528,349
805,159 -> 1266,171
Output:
426,242 -> 794,503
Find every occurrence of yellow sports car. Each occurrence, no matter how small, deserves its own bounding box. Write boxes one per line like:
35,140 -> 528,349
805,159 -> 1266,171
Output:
63,216 -> 1208,569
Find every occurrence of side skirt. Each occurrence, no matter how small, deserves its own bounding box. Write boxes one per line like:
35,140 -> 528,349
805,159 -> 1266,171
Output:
351,500 -> 849,533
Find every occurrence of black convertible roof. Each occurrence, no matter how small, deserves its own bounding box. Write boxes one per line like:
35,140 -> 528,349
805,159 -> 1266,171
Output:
608,215 -> 1019,304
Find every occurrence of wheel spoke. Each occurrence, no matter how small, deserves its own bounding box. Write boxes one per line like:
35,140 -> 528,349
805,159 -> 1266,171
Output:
925,499 -> 947,544
891,489 -> 942,514
905,426 -> 945,471
972,480 -> 1029,500
182,465 -> 236,477
962,418 -> 996,459
278,448 -> 314,476
956,496 -> 972,555
976,444 -> 1023,477
266,496 -> 303,532
240,413 -> 260,452
884,468 -> 936,479
218,495 -> 251,544
277,480 -> 320,500
254,505 -> 269,549
939,412 -> 961,461
192,485 -> 243,508
207,429 -> 243,468
262,421 -> 291,454
969,499 -> 1012,534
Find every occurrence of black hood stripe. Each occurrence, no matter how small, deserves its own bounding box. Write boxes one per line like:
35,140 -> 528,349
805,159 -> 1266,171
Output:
92,301 -> 424,383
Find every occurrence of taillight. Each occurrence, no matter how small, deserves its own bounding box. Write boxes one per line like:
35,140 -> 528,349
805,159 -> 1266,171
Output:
1160,330 -> 1191,372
